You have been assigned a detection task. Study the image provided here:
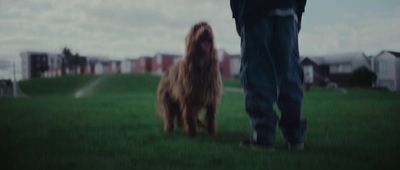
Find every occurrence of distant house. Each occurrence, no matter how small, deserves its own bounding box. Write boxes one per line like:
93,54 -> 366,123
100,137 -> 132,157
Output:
20,51 -> 130,78
133,56 -> 152,73
373,51 -> 400,91
218,50 -> 231,78
94,62 -> 104,75
218,50 -> 241,78
21,52 -> 49,80
229,54 -> 241,78
301,52 -> 371,86
86,57 -> 111,75
87,57 -> 100,74
132,59 -> 141,73
101,61 -> 115,74
92,60 -> 116,75
110,61 -> 121,74
121,59 -> 135,74
76,56 -> 88,74
301,57 -> 329,86
151,53 -> 181,75
45,53 -> 63,78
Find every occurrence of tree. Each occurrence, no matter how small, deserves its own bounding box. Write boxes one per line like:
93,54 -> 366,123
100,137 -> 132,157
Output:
348,66 -> 377,87
72,53 -> 80,74
62,47 -> 80,74
62,47 -> 72,74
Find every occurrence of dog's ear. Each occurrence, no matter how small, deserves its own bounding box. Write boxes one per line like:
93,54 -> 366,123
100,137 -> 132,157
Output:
186,22 -> 203,45
185,24 -> 198,57
185,29 -> 192,50
185,30 -> 193,57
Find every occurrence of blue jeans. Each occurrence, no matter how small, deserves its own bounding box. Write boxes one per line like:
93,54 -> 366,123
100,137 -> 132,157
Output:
240,16 -> 306,145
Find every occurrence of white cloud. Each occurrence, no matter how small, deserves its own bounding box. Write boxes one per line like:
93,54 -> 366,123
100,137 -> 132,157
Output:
300,6 -> 400,56
0,0 -> 399,69
0,0 -> 238,60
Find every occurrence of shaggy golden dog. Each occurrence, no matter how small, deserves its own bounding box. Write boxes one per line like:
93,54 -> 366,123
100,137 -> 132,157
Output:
157,22 -> 222,138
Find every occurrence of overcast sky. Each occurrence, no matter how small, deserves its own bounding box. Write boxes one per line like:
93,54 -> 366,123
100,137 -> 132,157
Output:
1,0 -> 400,78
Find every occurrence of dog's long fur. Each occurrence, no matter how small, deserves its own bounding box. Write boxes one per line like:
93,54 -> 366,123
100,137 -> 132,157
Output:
157,22 -> 222,137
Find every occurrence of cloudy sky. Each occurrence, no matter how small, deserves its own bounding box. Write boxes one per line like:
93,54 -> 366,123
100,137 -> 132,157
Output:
0,0 -> 400,78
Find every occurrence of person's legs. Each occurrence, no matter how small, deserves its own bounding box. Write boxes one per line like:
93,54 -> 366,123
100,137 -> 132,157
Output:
273,16 -> 307,145
240,16 -> 278,146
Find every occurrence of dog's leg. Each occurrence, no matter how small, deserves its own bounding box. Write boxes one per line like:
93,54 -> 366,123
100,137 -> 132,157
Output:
163,102 -> 176,133
183,106 -> 198,138
164,112 -> 175,133
205,104 -> 217,136
176,112 -> 184,128
171,102 -> 183,129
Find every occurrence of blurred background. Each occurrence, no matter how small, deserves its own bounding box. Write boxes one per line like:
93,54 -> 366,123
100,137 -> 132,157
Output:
1,1 -> 399,169
0,0 -> 399,80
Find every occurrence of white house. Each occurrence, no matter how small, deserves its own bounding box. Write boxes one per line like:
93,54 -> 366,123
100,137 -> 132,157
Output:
373,51 -> 400,91
121,59 -> 134,74
94,62 -> 104,75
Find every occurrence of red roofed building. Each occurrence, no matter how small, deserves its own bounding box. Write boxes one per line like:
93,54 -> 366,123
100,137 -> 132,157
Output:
151,53 -> 181,75
218,50 -> 241,78
133,56 -> 152,73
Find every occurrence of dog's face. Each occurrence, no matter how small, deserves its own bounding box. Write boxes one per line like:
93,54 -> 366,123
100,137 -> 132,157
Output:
185,22 -> 215,57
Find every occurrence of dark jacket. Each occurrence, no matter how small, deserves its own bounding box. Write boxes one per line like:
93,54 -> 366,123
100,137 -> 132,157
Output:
230,0 -> 307,28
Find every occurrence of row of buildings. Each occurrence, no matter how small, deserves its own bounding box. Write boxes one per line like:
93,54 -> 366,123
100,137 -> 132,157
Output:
20,49 -> 241,79
20,50 -> 400,92
301,51 -> 400,91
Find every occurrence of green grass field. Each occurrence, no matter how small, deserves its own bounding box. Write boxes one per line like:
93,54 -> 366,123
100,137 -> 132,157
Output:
1,74 -> 399,170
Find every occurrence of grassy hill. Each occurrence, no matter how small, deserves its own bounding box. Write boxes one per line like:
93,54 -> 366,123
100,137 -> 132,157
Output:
1,74 -> 399,170
18,75 -> 99,96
